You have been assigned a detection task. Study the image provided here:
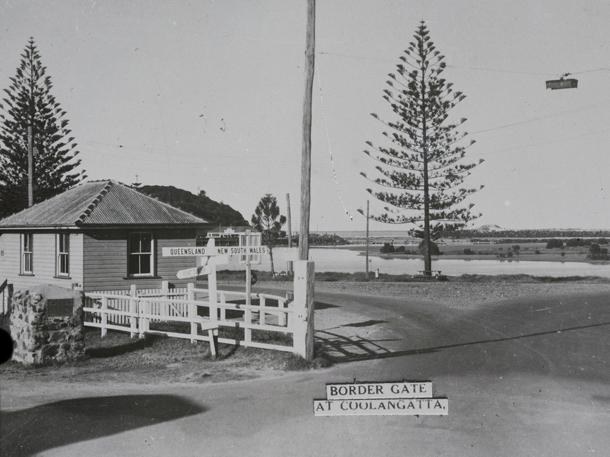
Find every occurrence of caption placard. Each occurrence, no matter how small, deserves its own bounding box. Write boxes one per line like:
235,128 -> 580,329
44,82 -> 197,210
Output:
314,381 -> 448,416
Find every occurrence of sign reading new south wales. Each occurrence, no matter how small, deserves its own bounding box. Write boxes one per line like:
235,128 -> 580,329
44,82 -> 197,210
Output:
162,246 -> 268,257
314,380 -> 448,416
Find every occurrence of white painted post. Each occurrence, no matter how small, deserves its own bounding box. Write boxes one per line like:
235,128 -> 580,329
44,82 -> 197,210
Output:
220,291 -> 226,321
188,282 -> 196,343
138,299 -> 147,339
101,296 -> 108,338
208,263 -> 218,322
129,284 -> 137,338
293,260 -> 315,360
260,295 -> 266,325
161,280 -> 169,319
245,259 -> 252,307
278,297 -> 287,327
244,259 -> 252,344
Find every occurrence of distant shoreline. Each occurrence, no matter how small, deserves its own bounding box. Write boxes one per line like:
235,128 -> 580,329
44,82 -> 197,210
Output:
338,244 -> 610,266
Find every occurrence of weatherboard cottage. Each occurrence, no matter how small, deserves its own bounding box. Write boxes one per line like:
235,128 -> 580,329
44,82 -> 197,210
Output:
0,180 -> 211,292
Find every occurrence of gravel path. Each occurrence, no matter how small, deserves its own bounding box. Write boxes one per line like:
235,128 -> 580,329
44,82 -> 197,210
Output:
297,280 -> 610,310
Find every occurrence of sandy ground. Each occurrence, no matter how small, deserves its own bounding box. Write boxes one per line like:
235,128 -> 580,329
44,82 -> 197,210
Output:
2,279 -> 610,457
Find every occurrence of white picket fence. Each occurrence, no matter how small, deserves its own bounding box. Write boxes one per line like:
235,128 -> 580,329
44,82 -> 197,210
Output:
83,283 -> 295,353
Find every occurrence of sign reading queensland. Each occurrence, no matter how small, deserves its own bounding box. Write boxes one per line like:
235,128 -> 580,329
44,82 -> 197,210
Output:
162,246 -> 268,257
314,380 -> 448,417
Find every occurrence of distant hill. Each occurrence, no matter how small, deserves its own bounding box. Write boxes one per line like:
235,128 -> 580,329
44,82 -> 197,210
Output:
476,224 -> 504,232
138,185 -> 248,227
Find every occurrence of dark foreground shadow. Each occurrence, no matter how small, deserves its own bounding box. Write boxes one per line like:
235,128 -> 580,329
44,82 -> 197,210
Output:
85,335 -> 161,358
0,395 -> 205,457
314,301 -> 339,310
342,319 -> 387,328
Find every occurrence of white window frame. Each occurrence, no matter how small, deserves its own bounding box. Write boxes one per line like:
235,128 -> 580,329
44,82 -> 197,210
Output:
128,232 -> 155,277
21,233 -> 33,274
56,233 -> 70,277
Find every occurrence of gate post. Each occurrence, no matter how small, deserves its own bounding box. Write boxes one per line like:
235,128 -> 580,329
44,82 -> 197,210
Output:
129,284 -> 137,338
188,282 -> 197,343
161,280 -> 169,319
292,260 -> 315,361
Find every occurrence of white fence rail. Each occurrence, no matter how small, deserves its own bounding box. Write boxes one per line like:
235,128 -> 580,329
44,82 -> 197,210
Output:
84,283 -> 296,353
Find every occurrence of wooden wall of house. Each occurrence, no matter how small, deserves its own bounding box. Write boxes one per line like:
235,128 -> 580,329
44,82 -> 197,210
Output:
82,228 -> 205,291
0,232 -> 84,292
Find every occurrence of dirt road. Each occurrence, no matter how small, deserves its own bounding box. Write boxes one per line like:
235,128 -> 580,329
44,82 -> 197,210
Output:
2,282 -> 610,456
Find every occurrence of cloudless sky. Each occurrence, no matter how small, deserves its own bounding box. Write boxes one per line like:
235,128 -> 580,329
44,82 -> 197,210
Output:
1,0 -> 610,231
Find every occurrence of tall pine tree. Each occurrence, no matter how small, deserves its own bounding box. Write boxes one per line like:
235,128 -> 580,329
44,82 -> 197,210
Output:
0,38 -> 85,218
362,22 -> 483,276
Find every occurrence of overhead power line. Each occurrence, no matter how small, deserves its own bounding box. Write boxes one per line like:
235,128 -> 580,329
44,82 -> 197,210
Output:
446,65 -> 554,77
472,98 -> 610,135
479,127 -> 610,156
318,50 -> 556,76
316,71 -> 355,222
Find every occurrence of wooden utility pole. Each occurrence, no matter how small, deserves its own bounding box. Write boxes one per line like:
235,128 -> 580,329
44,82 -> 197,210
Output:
286,193 -> 293,248
27,125 -> 34,207
365,200 -> 370,280
286,193 -> 293,274
298,0 -> 315,261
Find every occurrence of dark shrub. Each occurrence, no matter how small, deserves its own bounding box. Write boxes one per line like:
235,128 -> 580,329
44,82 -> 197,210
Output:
589,244 -> 609,260
380,243 -> 395,254
546,239 -> 564,249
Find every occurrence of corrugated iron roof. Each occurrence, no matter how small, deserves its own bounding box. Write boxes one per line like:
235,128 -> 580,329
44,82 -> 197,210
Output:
0,180 -> 207,228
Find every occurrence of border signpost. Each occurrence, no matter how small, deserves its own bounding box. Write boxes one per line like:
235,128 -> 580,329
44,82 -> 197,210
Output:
163,229 -> 267,312
162,228 -> 314,361
204,229 -> 263,307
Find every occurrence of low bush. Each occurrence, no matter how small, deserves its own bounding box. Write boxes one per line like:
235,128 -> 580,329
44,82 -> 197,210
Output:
380,243 -> 395,254
546,239 -> 564,249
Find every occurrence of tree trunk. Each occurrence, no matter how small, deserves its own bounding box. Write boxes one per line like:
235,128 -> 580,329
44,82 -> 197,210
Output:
269,244 -> 275,276
420,55 -> 432,277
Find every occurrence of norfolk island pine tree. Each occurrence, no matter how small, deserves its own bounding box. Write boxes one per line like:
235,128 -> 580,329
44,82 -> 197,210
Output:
0,38 -> 85,217
361,21 -> 484,277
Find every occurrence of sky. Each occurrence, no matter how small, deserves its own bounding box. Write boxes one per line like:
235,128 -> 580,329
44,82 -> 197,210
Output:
1,0 -> 610,231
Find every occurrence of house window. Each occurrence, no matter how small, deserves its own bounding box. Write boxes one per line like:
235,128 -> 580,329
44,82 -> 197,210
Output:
21,233 -> 33,274
56,233 -> 70,277
128,232 -> 154,276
